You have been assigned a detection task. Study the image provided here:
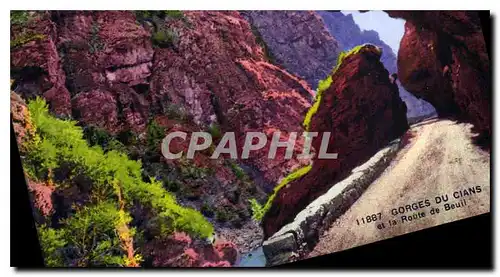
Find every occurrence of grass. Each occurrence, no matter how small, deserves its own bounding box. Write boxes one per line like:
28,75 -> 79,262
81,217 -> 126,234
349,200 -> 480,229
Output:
250,164 -> 312,221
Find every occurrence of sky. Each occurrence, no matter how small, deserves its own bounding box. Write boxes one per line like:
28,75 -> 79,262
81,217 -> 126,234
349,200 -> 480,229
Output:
341,11 -> 406,54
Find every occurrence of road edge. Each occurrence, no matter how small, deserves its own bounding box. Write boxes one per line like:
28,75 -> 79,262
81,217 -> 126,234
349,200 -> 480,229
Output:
262,137 -> 403,266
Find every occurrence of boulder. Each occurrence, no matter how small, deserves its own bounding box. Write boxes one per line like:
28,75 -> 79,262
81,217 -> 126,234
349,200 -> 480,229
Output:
262,45 -> 409,238
388,11 -> 490,147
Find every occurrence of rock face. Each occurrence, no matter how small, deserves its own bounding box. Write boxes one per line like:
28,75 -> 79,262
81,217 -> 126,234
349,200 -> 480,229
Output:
149,11 -> 313,189
387,11 -> 491,146
262,45 -> 409,238
11,12 -> 72,117
143,232 -> 235,267
318,11 -> 436,119
10,91 -> 32,150
56,11 -> 154,134
241,11 -> 340,90
10,10 -> 313,189
10,11 -> 315,258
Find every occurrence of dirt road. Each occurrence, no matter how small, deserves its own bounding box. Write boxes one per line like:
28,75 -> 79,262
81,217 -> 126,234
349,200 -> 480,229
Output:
310,118 -> 491,257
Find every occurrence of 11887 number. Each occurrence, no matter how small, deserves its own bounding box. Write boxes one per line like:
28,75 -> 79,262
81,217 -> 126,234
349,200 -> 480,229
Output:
356,213 -> 382,225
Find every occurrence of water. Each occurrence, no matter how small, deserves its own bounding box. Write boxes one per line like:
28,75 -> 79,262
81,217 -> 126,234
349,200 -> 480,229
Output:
235,247 -> 266,267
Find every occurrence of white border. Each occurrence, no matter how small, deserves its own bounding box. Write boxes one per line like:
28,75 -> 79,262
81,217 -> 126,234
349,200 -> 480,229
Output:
3,1 -> 499,276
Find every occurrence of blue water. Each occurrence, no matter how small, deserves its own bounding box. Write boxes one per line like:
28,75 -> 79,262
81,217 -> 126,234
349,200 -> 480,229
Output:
235,247 -> 266,267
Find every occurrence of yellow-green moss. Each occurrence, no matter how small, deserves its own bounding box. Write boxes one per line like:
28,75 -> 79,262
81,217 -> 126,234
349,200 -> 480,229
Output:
11,32 -> 46,48
250,164 -> 312,221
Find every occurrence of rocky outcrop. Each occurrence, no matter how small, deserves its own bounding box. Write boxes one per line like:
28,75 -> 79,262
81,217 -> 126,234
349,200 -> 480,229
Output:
150,11 -> 313,189
241,11 -> 340,90
11,11 -> 313,188
11,12 -> 72,117
143,232 -> 236,267
318,11 -> 436,119
262,45 -> 409,238
10,91 -> 33,150
55,11 -> 154,134
11,11 -> 154,134
387,11 -> 491,146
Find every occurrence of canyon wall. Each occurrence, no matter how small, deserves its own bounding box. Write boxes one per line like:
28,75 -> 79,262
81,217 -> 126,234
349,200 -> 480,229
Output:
387,11 -> 490,146
10,10 -> 316,260
241,11 -> 340,91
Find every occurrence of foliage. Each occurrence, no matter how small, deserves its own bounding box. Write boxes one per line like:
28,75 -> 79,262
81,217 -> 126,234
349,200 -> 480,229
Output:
215,206 -> 237,223
207,123 -> 222,140
302,76 -> 332,131
37,225 -> 67,267
24,97 -> 213,266
134,10 -> 187,48
59,202 -> 128,266
88,22 -> 105,54
165,10 -> 185,20
249,199 -> 264,222
10,11 -> 32,26
10,32 -> 46,48
83,126 -> 128,154
134,10 -> 186,22
178,158 -> 210,180
228,161 -> 247,181
146,119 -> 166,152
152,28 -> 179,48
200,201 -> 214,218
251,165 -> 312,221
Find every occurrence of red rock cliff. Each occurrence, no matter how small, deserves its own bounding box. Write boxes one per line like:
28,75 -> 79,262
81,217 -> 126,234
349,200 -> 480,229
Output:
149,11 -> 313,189
10,11 -> 313,189
262,45 -> 408,238
387,11 -> 491,147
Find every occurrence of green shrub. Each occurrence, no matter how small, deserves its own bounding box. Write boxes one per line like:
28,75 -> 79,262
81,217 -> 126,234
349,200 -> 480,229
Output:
200,202 -> 214,218
60,202 -> 128,266
178,158 -> 209,180
146,119 -> 166,152
208,123 -> 222,140
135,10 -> 185,22
249,199 -> 264,222
165,10 -> 185,20
10,11 -> 31,26
37,225 -> 67,267
152,28 -> 179,48
215,207 -> 237,223
228,161 -> 247,181
25,97 -> 214,266
83,126 -> 127,154
134,10 -> 187,48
